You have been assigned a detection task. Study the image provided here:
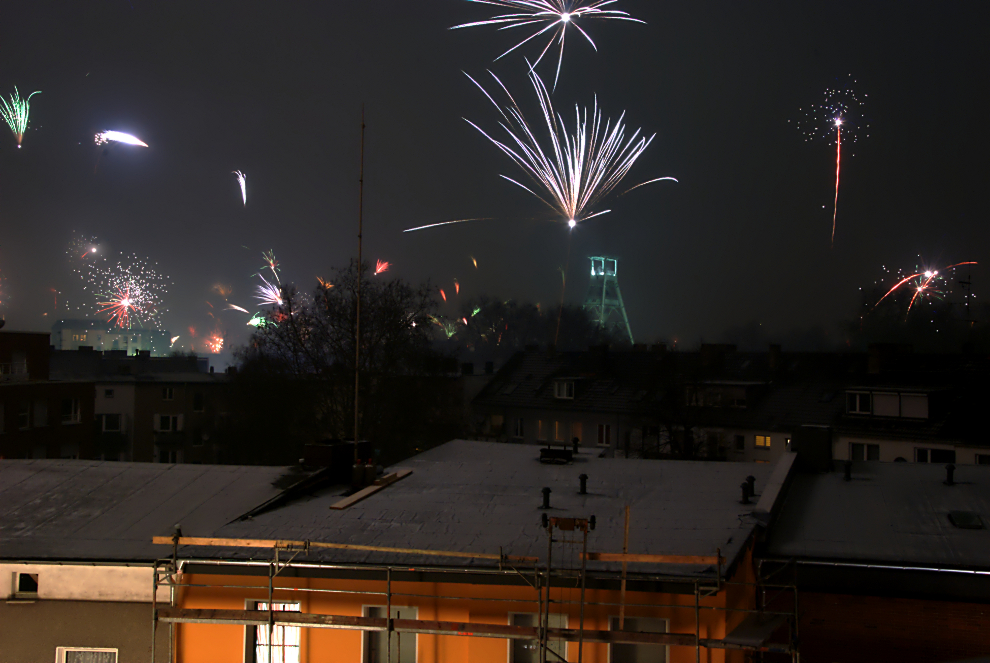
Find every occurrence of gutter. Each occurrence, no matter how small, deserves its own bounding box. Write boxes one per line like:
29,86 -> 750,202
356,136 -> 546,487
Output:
761,557 -> 990,577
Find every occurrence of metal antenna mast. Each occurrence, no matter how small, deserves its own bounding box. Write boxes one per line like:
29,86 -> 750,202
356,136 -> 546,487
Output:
354,107 -> 365,464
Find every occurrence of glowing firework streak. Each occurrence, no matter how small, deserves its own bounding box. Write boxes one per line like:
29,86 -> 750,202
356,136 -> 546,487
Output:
233,171 -> 247,205
226,304 -> 250,314
403,218 -> 494,233
255,274 -> 283,306
260,250 -> 280,284
795,78 -> 868,245
170,335 -> 180,347
455,279 -> 460,295
0,87 -> 40,147
440,288 -> 447,302
95,131 -> 148,147
375,260 -> 390,275
873,262 -> 977,316
462,68 -> 675,229
97,286 -> 141,329
317,277 -> 333,289
471,256 -> 478,269
452,1 -> 644,88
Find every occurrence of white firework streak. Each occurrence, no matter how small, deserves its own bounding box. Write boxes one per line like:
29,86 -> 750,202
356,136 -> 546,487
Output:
255,274 -> 283,306
464,67 -> 675,227
452,0 -> 644,88
95,131 -> 149,147
233,170 -> 247,205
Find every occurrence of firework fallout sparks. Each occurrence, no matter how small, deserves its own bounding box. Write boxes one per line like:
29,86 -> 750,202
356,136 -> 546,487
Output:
0,87 -> 40,147
452,1 -> 644,88
226,304 -> 250,314
453,68 -> 675,231
255,274 -> 283,306
375,260 -> 390,275
233,170 -> 247,205
260,250 -> 280,284
95,131 -> 149,147
88,254 -> 171,329
793,76 -> 869,245
872,261 -> 977,317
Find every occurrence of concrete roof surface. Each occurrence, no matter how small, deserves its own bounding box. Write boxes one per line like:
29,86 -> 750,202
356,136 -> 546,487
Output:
212,440 -> 775,576
0,460 -> 292,562
766,461 -> 990,569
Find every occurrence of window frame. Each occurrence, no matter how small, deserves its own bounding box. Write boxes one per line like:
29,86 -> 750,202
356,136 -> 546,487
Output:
553,380 -> 575,400
755,435 -> 771,449
597,424 -> 611,447
512,418 -> 524,439
508,612 -> 567,663
609,615 -> 669,663
13,571 -> 39,598
55,648 -> 118,663
362,605 -> 418,663
162,387 -> 174,401
61,398 -> 81,425
245,601 -> 301,663
193,392 -> 205,413
847,392 -> 872,415
102,414 -> 122,433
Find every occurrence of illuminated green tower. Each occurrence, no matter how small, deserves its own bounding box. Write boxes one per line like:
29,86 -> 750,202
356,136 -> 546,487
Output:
582,256 -> 634,344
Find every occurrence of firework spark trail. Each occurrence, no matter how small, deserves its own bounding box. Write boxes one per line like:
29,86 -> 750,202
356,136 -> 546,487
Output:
452,1 -> 644,88
449,68 -> 675,231
873,262 -> 978,315
403,218 -> 495,233
95,131 -> 149,147
97,285 -> 141,329
233,171 -> 247,205
255,274 -> 283,306
440,289 -> 447,302
260,250 -> 280,284
455,279 -> 460,295
0,87 -> 40,147
226,304 -> 250,314
375,260 -> 390,275
85,253 -> 170,329
794,77 -> 868,245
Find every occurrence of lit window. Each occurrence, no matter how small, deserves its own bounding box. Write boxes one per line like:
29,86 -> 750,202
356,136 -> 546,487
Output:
554,421 -> 565,442
755,435 -> 771,448
537,420 -> 547,441
251,602 -> 301,663
554,380 -> 575,400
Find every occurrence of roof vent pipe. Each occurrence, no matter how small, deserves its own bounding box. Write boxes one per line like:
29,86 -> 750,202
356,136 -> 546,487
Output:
746,475 -> 756,496
740,481 -> 751,505
843,461 -> 852,482
579,474 -> 588,495
541,487 -> 552,509
945,464 -> 956,486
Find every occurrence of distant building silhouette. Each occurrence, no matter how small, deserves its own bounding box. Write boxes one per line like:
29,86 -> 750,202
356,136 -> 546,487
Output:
51,318 -> 172,356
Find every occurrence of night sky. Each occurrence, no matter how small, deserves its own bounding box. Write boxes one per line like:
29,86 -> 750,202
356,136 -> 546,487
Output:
1,1 -> 987,354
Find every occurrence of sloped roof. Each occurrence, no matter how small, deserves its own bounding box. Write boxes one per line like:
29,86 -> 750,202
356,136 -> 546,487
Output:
0,460 -> 294,562
766,461 -> 990,569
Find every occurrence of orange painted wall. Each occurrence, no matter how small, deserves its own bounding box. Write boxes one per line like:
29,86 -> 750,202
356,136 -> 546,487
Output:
173,557 -> 757,663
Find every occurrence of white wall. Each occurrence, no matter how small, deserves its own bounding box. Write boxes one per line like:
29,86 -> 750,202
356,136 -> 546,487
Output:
0,563 -> 167,602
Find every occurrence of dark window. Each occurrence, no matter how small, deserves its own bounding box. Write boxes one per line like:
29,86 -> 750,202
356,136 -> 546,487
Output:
851,443 -> 880,461
162,387 -> 174,401
104,389 -> 114,399
17,572 -> 38,594
103,414 -> 121,432
847,392 -> 872,414
610,616 -> 668,662
931,449 -> 956,464
916,448 -> 928,463
17,401 -> 29,429
63,652 -> 117,663
734,434 -> 745,451
61,399 -> 80,424
977,455 -> 990,466
193,392 -> 204,412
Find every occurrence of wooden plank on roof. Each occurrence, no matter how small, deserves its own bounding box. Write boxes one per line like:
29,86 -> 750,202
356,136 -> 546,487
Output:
329,469 -> 413,509
582,552 -> 723,566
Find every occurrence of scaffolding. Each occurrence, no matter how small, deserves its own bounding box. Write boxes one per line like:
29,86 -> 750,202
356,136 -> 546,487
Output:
150,527 -> 799,663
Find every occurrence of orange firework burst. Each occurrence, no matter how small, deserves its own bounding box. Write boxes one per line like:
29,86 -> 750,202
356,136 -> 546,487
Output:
375,260 -> 390,275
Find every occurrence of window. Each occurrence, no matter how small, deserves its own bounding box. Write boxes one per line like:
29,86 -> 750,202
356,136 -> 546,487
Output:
610,616 -> 668,662
103,414 -> 122,433
104,389 -> 114,399
193,392 -> 205,412
554,421 -> 565,442
597,424 -> 611,447
537,420 -> 547,441
13,572 -> 38,597
554,380 -> 575,400
18,401 -> 30,429
847,392 -> 872,414
249,602 -> 300,663
509,613 -> 566,663
571,422 -> 583,446
734,434 -> 745,451
977,455 -> 990,466
162,387 -> 174,401
916,448 -> 956,464
364,606 -> 416,663
156,414 -> 182,432
755,435 -> 771,448
33,400 -> 48,427
513,418 -> 524,439
158,448 -> 181,464
850,443 -> 880,461
61,398 -> 81,424
0,402 -> 4,434
56,648 -> 118,663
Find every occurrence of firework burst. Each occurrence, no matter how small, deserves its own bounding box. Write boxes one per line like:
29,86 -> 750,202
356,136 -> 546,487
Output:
871,261 -> 976,318
375,260 -> 390,275
89,254 -> 171,329
255,274 -> 283,307
452,1 -> 644,88
794,76 -> 869,245
233,170 -> 247,205
0,87 -> 40,147
95,131 -> 148,147
425,68 -> 675,231
260,250 -> 280,284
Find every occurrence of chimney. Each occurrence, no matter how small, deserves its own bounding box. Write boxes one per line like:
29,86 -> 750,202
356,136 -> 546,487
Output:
945,464 -> 956,486
541,487 -> 552,510
579,474 -> 588,495
844,460 -> 852,481
745,475 -> 756,496
740,481 -> 751,505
